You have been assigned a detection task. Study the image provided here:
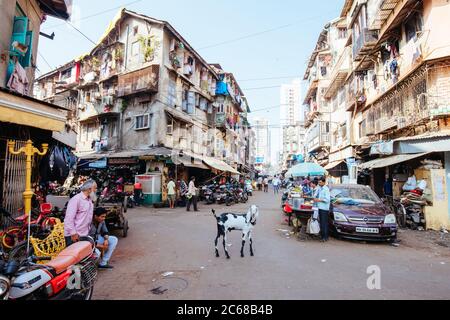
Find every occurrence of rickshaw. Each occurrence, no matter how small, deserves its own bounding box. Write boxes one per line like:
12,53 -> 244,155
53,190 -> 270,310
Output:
101,203 -> 129,238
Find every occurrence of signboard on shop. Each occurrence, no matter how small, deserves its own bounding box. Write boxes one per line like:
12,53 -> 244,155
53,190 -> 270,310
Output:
255,157 -> 265,164
108,158 -> 139,165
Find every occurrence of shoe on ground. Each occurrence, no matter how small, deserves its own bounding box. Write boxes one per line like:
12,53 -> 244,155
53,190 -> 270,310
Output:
98,264 -> 114,270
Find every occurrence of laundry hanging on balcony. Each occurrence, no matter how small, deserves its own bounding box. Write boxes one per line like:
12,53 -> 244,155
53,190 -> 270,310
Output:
6,60 -> 29,95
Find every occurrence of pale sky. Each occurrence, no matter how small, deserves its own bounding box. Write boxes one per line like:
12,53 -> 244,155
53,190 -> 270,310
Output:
37,0 -> 343,163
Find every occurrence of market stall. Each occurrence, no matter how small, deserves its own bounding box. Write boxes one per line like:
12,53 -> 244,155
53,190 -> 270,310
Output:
282,163 -> 327,239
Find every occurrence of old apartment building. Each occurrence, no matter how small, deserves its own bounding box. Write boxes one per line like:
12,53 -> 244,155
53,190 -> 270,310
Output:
35,9 -> 253,188
303,0 -> 450,228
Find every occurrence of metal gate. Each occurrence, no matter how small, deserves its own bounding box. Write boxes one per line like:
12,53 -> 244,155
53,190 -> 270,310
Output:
2,140 -> 26,217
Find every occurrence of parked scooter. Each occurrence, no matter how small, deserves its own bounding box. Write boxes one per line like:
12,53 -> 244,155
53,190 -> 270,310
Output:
1,239 -> 99,300
244,183 -> 253,197
398,201 -> 425,230
201,185 -> 217,205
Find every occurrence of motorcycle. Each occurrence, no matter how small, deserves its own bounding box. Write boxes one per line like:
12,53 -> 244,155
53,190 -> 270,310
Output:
1,239 -> 99,300
234,187 -> 248,204
201,185 -> 217,205
244,183 -> 253,197
397,201 -> 425,230
215,186 -> 229,205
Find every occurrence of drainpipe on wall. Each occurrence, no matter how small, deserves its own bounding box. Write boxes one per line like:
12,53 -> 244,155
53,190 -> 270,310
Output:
446,152 -> 450,224
118,111 -> 123,151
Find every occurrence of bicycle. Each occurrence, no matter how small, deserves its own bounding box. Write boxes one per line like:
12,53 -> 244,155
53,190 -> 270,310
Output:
0,204 -> 59,251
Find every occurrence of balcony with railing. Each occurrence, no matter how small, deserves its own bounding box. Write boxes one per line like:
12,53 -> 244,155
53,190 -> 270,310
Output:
353,28 -> 379,61
325,47 -> 351,99
306,121 -> 330,153
346,74 -> 367,111
117,64 -> 159,97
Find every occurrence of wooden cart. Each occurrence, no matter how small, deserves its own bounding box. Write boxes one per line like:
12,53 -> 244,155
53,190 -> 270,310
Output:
101,203 -> 129,238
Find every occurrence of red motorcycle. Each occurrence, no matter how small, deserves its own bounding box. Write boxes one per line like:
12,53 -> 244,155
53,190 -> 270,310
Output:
0,240 -> 99,300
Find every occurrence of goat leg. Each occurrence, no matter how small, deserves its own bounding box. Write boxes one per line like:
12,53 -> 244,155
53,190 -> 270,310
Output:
241,233 -> 247,258
215,235 -> 220,258
223,234 -> 230,259
249,233 -> 254,257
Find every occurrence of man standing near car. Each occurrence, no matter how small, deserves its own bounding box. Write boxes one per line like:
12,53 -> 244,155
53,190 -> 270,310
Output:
64,180 -> 97,246
314,177 -> 331,242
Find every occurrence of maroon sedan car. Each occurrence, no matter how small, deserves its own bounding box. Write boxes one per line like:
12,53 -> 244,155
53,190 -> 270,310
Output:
329,184 -> 398,242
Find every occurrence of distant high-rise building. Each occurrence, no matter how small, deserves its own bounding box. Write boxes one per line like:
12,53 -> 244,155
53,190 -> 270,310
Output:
254,118 -> 271,168
280,79 -> 305,169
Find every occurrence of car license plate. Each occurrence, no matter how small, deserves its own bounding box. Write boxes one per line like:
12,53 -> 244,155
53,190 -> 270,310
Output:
356,227 -> 379,234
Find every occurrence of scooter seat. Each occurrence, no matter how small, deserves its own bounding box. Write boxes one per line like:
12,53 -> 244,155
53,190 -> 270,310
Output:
46,241 -> 92,274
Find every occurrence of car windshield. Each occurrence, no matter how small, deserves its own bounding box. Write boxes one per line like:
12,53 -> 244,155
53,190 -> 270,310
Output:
330,186 -> 380,205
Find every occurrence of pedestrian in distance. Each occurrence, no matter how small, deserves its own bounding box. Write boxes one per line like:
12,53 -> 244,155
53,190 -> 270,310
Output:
263,177 -> 269,193
134,180 -> 143,206
167,178 -> 176,209
257,176 -> 263,191
179,179 -> 188,206
273,176 -> 281,194
187,176 -> 199,212
64,180 -> 97,246
314,177 -> 331,242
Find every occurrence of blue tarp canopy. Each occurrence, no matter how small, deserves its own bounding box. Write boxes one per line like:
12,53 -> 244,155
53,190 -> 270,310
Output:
286,162 -> 327,178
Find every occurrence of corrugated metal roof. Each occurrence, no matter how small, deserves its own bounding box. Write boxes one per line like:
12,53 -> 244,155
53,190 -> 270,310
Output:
394,131 -> 450,142
359,153 -> 430,170
77,147 -> 173,160
324,160 -> 345,170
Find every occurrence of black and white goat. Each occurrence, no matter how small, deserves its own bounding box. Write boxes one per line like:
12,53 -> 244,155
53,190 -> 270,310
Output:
212,205 -> 259,259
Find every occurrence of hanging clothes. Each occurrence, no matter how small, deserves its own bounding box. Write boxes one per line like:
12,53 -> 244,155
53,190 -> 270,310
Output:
7,60 -> 29,95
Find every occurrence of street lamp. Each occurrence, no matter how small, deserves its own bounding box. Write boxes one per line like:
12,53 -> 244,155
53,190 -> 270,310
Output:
7,140 -> 48,256
7,140 -> 49,217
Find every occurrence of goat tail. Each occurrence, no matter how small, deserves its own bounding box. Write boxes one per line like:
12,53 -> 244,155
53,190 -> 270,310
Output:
212,209 -> 217,219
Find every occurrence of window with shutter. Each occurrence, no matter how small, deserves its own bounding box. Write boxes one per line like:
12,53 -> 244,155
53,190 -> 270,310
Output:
11,17 -> 28,53
20,31 -> 33,67
187,91 -> 195,114
168,80 -> 177,107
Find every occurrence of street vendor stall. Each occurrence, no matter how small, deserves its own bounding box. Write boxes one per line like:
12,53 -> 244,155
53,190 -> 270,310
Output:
283,185 -> 317,240
282,163 -> 327,240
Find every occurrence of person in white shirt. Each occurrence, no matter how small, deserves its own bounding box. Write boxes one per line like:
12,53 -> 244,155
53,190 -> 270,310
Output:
167,178 -> 176,209
263,177 -> 269,193
187,176 -> 199,212
257,177 -> 263,191
273,176 -> 281,194
314,177 -> 331,242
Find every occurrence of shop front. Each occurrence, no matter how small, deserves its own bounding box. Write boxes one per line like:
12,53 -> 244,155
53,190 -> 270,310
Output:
358,131 -> 450,231
0,88 -> 69,215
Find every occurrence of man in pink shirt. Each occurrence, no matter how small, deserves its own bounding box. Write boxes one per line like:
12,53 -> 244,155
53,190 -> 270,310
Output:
64,180 -> 97,246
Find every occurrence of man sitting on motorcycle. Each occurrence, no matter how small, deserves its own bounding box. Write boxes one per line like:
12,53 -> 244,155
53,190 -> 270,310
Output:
89,207 -> 118,270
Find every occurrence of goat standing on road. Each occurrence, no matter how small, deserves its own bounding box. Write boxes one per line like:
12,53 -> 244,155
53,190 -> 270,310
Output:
212,205 -> 259,259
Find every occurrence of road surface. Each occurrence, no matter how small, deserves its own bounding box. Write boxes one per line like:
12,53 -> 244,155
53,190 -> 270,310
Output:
93,188 -> 450,300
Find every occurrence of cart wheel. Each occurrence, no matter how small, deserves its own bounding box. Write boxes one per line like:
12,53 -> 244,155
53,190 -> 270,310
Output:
122,220 -> 129,238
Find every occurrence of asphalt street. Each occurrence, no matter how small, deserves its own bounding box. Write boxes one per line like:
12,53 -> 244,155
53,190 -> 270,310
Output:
93,188 -> 450,300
